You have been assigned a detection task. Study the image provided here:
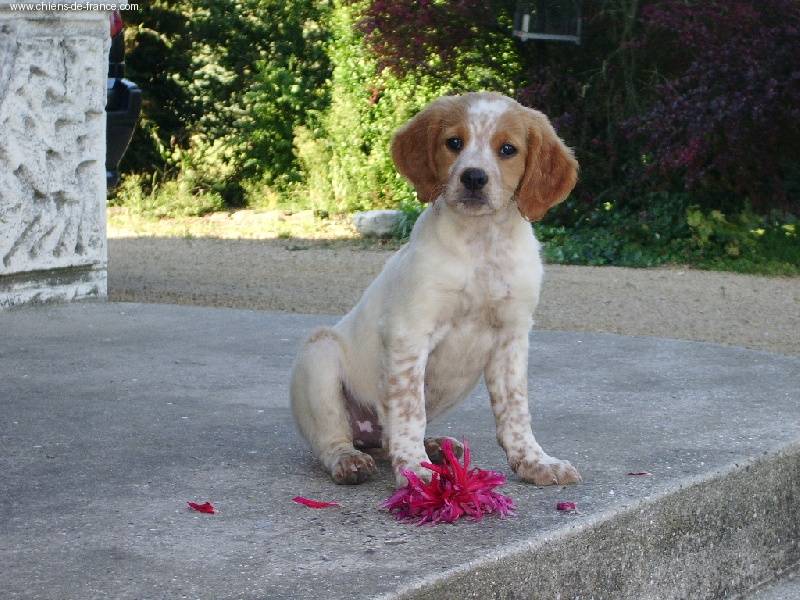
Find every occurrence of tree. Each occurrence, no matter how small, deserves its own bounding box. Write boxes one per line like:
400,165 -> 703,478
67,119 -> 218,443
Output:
629,0 -> 800,213
121,0 -> 331,205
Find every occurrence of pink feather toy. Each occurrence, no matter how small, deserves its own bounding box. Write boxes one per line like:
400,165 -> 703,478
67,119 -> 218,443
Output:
382,439 -> 516,525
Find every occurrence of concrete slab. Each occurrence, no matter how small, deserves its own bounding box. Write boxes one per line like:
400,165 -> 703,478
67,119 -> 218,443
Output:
1,302 -> 798,599
745,567 -> 800,600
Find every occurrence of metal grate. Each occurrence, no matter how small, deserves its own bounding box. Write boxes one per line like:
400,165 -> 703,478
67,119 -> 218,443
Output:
513,0 -> 582,44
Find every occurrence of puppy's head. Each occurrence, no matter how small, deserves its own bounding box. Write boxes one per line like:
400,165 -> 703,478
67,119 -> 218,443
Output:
391,92 -> 578,221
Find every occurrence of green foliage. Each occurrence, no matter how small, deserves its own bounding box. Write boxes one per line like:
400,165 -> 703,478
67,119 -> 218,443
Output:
306,0 -> 523,213
535,195 -> 800,275
391,202 -> 427,239
119,0 -> 330,206
319,0 -> 399,213
112,173 -> 224,219
535,193 -> 692,267
293,125 -> 334,213
114,0 -> 799,275
238,0 -> 331,191
682,209 -> 800,275
118,0 -> 520,215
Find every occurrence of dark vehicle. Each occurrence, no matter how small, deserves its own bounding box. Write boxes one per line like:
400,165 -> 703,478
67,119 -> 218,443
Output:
106,11 -> 141,188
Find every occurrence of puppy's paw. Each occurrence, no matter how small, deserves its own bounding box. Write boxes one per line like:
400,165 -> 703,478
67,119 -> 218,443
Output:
393,463 -> 432,488
512,455 -> 581,486
423,436 -> 464,465
331,450 -> 377,485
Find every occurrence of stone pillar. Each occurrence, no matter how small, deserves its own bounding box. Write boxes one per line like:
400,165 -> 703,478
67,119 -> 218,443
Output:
0,4 -> 108,309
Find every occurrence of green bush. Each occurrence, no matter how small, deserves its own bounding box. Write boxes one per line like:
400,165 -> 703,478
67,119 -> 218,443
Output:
391,202 -> 427,240
119,0 -> 330,207
114,0 -> 799,276
112,173 -> 224,219
534,194 -> 799,275
683,209 -> 800,275
305,0 -> 522,214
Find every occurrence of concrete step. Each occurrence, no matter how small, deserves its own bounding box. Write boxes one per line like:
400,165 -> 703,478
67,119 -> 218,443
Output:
742,568 -> 800,600
2,303 -> 798,599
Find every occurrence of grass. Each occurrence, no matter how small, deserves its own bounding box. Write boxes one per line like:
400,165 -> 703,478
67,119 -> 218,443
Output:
107,206 -> 357,239
106,207 -> 405,250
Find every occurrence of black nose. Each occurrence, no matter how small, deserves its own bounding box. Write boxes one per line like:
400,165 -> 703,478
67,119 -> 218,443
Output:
460,168 -> 488,191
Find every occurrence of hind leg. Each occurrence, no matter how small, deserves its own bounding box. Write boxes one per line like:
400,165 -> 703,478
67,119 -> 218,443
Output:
290,328 -> 377,484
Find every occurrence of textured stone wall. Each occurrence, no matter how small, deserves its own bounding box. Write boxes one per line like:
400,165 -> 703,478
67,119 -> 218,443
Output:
0,7 -> 108,308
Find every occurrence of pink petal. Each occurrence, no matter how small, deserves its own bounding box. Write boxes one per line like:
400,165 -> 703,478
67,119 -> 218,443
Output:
187,501 -> 215,514
556,501 -> 578,512
293,496 -> 341,508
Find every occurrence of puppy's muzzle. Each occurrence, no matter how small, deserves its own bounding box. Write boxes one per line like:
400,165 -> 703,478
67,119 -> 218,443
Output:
458,167 -> 490,208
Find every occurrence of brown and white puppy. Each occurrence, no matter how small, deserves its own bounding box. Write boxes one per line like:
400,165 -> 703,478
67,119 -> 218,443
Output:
291,92 -> 580,487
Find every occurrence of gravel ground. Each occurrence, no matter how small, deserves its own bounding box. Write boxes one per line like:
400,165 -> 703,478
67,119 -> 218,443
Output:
107,236 -> 800,358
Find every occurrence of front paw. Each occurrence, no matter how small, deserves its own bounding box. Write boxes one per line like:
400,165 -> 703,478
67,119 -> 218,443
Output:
512,455 -> 581,485
423,436 -> 464,465
393,463 -> 432,488
331,450 -> 377,485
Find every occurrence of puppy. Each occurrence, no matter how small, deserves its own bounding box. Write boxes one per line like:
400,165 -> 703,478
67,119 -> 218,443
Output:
291,92 -> 581,487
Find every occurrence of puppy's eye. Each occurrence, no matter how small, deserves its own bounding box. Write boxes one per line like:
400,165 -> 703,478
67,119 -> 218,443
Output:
445,137 -> 463,152
499,144 -> 518,157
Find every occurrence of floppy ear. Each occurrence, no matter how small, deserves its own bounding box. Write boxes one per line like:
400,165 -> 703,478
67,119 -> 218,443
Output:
515,108 -> 578,222
391,97 -> 456,204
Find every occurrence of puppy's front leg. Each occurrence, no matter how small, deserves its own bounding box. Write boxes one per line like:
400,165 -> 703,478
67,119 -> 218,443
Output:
485,332 -> 581,485
381,344 -> 431,487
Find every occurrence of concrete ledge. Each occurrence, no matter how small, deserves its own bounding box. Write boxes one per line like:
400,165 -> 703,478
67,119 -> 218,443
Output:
0,265 -> 106,309
393,444 -> 800,599
1,303 -> 798,599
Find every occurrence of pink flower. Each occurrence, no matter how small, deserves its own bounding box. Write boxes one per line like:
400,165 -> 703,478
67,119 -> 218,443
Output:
382,439 -> 515,525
